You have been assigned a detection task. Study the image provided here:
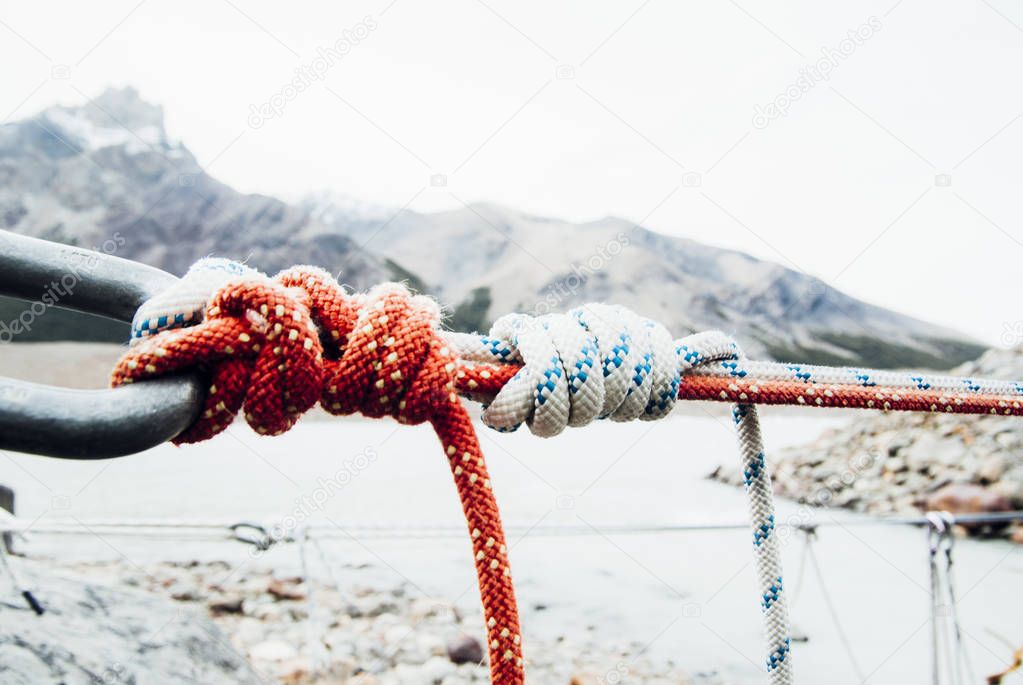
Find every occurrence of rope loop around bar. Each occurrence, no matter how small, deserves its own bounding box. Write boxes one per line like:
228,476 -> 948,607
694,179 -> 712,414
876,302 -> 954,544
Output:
113,265 -> 525,684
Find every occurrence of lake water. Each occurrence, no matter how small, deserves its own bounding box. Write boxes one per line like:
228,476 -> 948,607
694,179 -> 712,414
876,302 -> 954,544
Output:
3,408 -> 1021,684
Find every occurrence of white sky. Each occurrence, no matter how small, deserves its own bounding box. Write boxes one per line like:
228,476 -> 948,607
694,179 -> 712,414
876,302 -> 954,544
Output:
2,0 -> 1022,347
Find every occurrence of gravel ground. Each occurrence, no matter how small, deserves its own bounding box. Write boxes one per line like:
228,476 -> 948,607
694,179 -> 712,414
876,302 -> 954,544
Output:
62,559 -> 727,685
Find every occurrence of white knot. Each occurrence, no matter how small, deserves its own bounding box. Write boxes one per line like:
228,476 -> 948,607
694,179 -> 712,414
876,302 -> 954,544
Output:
130,258 -> 258,344
479,304 -> 680,437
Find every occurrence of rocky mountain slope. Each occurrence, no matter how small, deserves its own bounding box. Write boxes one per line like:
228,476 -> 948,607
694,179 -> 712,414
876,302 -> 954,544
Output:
0,87 -> 392,284
305,196 -> 984,368
0,87 -> 986,368
712,346 -> 1023,540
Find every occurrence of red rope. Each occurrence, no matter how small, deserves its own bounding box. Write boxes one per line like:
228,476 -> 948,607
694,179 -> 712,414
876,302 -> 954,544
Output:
111,269 -> 524,684
675,376 -> 1023,415
452,363 -> 1023,417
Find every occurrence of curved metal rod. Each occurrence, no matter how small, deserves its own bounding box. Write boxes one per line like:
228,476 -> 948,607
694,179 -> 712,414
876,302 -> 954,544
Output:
0,375 -> 202,458
0,230 -> 204,459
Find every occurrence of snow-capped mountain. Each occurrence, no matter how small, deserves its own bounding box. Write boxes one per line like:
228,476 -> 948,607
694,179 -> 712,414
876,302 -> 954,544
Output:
0,87 -> 389,284
0,87 -> 986,368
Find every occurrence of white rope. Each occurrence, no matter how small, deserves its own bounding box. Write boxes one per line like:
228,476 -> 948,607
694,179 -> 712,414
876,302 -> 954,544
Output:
450,309 -> 793,683
445,305 -> 680,437
724,356 -> 793,683
129,258 -> 259,344
683,359 -> 1023,396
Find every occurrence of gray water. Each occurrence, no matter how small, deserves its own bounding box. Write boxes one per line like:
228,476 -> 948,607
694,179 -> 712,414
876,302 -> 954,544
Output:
2,409 -> 1021,684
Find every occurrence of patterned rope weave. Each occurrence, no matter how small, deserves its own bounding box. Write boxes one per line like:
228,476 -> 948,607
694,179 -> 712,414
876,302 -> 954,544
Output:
678,358 -> 1023,416
453,362 -> 1023,417
111,268 -> 525,684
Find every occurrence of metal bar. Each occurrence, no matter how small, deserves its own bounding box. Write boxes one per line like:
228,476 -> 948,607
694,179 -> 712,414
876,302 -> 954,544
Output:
0,230 -> 203,458
0,230 -> 177,322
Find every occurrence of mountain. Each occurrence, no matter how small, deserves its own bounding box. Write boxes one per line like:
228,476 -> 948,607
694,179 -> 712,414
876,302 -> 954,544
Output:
0,87 -> 391,282
0,87 -> 986,368
304,197 -> 985,367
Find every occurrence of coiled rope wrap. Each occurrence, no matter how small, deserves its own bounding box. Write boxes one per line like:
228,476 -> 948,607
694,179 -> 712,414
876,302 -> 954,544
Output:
448,305 -> 680,436
448,322 -> 793,683
113,265 -> 525,684
118,258 -> 1023,685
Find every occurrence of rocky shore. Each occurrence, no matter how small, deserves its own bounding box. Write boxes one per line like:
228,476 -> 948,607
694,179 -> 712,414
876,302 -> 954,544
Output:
34,558 -> 721,685
0,558 -> 262,685
711,347 -> 1023,542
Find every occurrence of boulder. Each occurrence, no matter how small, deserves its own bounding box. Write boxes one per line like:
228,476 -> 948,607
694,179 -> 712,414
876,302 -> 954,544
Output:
925,483 -> 1012,516
267,577 -> 307,601
249,639 -> 298,662
0,559 -> 261,685
208,594 -> 245,615
445,635 -> 484,665
977,454 -> 1008,483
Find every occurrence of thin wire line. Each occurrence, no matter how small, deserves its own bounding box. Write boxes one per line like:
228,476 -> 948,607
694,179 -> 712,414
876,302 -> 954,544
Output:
7,511 -> 1023,538
805,532 -> 865,681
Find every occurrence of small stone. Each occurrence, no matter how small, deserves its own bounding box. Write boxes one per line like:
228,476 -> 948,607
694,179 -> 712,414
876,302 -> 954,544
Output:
417,632 -> 447,658
995,431 -> 1017,449
925,483 -> 1012,516
276,655 -> 313,684
446,635 -> 484,665
249,639 -> 298,662
328,656 -> 358,680
208,595 -> 245,615
170,588 -> 201,602
977,455 -> 1007,483
350,595 -> 399,618
267,578 -> 306,601
884,456 -> 907,473
385,624 -> 413,646
249,601 -> 288,621
991,479 -> 1023,506
421,655 -> 456,682
232,617 -> 265,646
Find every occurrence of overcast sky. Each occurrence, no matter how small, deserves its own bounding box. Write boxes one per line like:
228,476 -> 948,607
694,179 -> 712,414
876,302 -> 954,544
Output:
2,0 -> 1022,347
